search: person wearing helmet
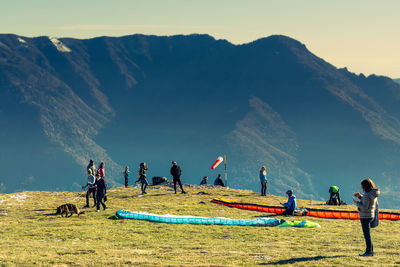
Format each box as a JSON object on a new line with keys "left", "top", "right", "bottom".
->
{"left": 281, "top": 190, "right": 296, "bottom": 215}
{"left": 327, "top": 186, "right": 341, "bottom": 205}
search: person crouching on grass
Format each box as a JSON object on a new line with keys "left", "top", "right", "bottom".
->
{"left": 353, "top": 178, "right": 380, "bottom": 257}
{"left": 281, "top": 190, "right": 296, "bottom": 215}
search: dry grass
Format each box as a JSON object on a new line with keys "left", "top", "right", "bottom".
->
{"left": 0, "top": 184, "right": 399, "bottom": 266}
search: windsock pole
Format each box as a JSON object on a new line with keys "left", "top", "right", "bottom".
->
{"left": 224, "top": 154, "right": 227, "bottom": 187}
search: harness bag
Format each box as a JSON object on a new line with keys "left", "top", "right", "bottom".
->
{"left": 370, "top": 202, "right": 379, "bottom": 228}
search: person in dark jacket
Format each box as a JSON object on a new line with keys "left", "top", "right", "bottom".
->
{"left": 353, "top": 178, "right": 380, "bottom": 257}
{"left": 214, "top": 174, "right": 225, "bottom": 186}
{"left": 138, "top": 162, "right": 148, "bottom": 194}
{"left": 95, "top": 173, "right": 107, "bottom": 212}
{"left": 281, "top": 190, "right": 296, "bottom": 215}
{"left": 200, "top": 176, "right": 208, "bottom": 185}
{"left": 170, "top": 161, "right": 186, "bottom": 194}
{"left": 87, "top": 159, "right": 96, "bottom": 177}
{"left": 123, "top": 166, "right": 130, "bottom": 188}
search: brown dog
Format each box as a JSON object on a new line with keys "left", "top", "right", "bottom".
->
{"left": 56, "top": 204, "right": 85, "bottom": 217}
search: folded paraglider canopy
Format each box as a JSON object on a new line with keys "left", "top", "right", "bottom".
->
{"left": 212, "top": 198, "right": 400, "bottom": 220}
{"left": 115, "top": 210, "right": 320, "bottom": 228}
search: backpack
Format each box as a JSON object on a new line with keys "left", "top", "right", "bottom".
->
{"left": 370, "top": 202, "right": 379, "bottom": 228}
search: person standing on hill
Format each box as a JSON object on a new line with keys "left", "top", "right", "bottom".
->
{"left": 123, "top": 166, "right": 130, "bottom": 188}
{"left": 170, "top": 161, "right": 186, "bottom": 194}
{"left": 87, "top": 159, "right": 96, "bottom": 177}
{"left": 95, "top": 173, "right": 107, "bottom": 212}
{"left": 82, "top": 169, "right": 97, "bottom": 208}
{"left": 138, "top": 162, "right": 148, "bottom": 194}
{"left": 353, "top": 178, "right": 380, "bottom": 257}
{"left": 214, "top": 174, "right": 225, "bottom": 187}
{"left": 97, "top": 161, "right": 107, "bottom": 187}
{"left": 259, "top": 166, "right": 267, "bottom": 196}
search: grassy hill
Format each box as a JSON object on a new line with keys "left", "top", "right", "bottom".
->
{"left": 0, "top": 184, "right": 399, "bottom": 266}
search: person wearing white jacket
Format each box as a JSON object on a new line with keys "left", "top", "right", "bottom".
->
{"left": 353, "top": 178, "right": 380, "bottom": 257}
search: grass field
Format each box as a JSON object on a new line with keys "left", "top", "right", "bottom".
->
{"left": 0, "top": 184, "right": 399, "bottom": 266}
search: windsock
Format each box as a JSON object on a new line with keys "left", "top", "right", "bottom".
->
{"left": 211, "top": 156, "right": 224, "bottom": 169}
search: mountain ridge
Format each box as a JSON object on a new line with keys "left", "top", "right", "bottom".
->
{"left": 1, "top": 33, "right": 400, "bottom": 208}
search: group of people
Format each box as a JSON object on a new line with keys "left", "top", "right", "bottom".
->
{"left": 199, "top": 174, "right": 225, "bottom": 186}
{"left": 85, "top": 160, "right": 380, "bottom": 257}
{"left": 82, "top": 160, "right": 107, "bottom": 212}
{"left": 258, "top": 166, "right": 380, "bottom": 257}
{"left": 122, "top": 161, "right": 187, "bottom": 195}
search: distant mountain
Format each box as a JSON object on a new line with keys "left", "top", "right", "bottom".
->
{"left": 394, "top": 79, "right": 400, "bottom": 85}
{"left": 1, "top": 34, "right": 400, "bottom": 208}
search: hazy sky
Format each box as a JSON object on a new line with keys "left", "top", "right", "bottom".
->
{"left": 1, "top": 0, "right": 399, "bottom": 77}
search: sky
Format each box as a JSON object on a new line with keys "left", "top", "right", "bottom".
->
{"left": 1, "top": 0, "right": 399, "bottom": 77}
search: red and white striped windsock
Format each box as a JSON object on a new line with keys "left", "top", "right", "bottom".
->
{"left": 211, "top": 156, "right": 224, "bottom": 170}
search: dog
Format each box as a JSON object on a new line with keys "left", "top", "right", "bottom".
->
{"left": 56, "top": 203, "right": 85, "bottom": 217}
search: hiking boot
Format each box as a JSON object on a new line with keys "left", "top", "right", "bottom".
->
{"left": 97, "top": 209, "right": 100, "bottom": 212}
{"left": 83, "top": 205, "right": 89, "bottom": 208}
{"left": 181, "top": 191, "right": 186, "bottom": 194}
{"left": 359, "top": 252, "right": 373, "bottom": 257}
{"left": 103, "top": 206, "right": 107, "bottom": 211}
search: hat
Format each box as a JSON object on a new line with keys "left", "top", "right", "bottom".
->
{"left": 286, "top": 190, "right": 293, "bottom": 195}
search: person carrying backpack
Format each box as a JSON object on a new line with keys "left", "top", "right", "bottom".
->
{"left": 353, "top": 178, "right": 380, "bottom": 257}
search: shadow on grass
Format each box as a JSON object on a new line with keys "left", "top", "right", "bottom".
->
{"left": 118, "top": 193, "right": 169, "bottom": 199}
{"left": 42, "top": 213, "right": 58, "bottom": 216}
{"left": 261, "top": 255, "right": 346, "bottom": 265}
{"left": 252, "top": 214, "right": 281, "bottom": 218}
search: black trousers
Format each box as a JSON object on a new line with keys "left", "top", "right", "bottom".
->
{"left": 96, "top": 193, "right": 106, "bottom": 210}
{"left": 281, "top": 209, "right": 294, "bottom": 215}
{"left": 86, "top": 187, "right": 97, "bottom": 206}
{"left": 124, "top": 176, "right": 128, "bottom": 187}
{"left": 261, "top": 181, "right": 267, "bottom": 195}
{"left": 360, "top": 218, "right": 374, "bottom": 253}
{"left": 173, "top": 177, "right": 184, "bottom": 193}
